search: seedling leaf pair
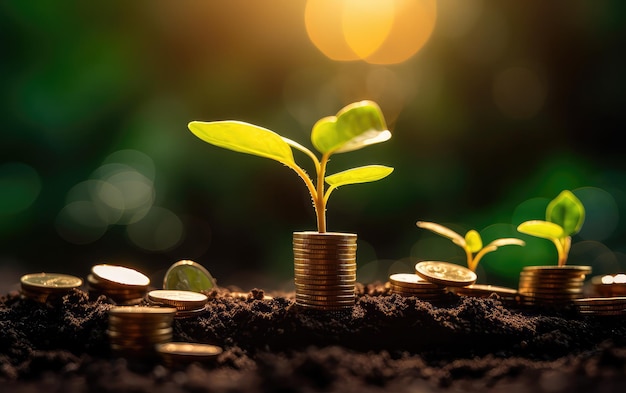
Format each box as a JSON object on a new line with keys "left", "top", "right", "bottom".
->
{"left": 188, "top": 100, "right": 393, "bottom": 232}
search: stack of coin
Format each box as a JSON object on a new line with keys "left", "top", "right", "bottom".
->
{"left": 388, "top": 273, "right": 448, "bottom": 302}
{"left": 574, "top": 296, "right": 626, "bottom": 317}
{"left": 517, "top": 265, "right": 592, "bottom": 307}
{"left": 590, "top": 274, "right": 626, "bottom": 297}
{"left": 107, "top": 306, "right": 177, "bottom": 358}
{"left": 163, "top": 260, "right": 217, "bottom": 292}
{"left": 293, "top": 232, "right": 357, "bottom": 312}
{"left": 20, "top": 272, "right": 83, "bottom": 303}
{"left": 156, "top": 342, "right": 223, "bottom": 367}
{"left": 87, "top": 264, "right": 150, "bottom": 305}
{"left": 147, "top": 289, "right": 208, "bottom": 319}
{"left": 451, "top": 284, "right": 518, "bottom": 305}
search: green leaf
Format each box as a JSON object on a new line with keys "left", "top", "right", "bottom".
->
{"left": 325, "top": 165, "right": 393, "bottom": 187}
{"left": 546, "top": 190, "right": 585, "bottom": 236}
{"left": 465, "top": 230, "right": 483, "bottom": 253}
{"left": 311, "top": 101, "right": 390, "bottom": 154}
{"left": 416, "top": 221, "right": 466, "bottom": 247}
{"left": 188, "top": 120, "right": 296, "bottom": 165}
{"left": 517, "top": 220, "right": 565, "bottom": 240}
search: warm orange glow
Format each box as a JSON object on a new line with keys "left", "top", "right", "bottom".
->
{"left": 305, "top": 0, "right": 437, "bottom": 65}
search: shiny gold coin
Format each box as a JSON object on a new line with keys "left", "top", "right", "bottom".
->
{"left": 522, "top": 265, "right": 592, "bottom": 275}
{"left": 452, "top": 284, "right": 518, "bottom": 298}
{"left": 294, "top": 281, "right": 355, "bottom": 289}
{"left": 147, "top": 290, "right": 208, "bottom": 310}
{"left": 389, "top": 273, "right": 444, "bottom": 288}
{"left": 20, "top": 273, "right": 83, "bottom": 292}
{"left": 108, "top": 305, "right": 177, "bottom": 317}
{"left": 156, "top": 342, "right": 223, "bottom": 361}
{"left": 415, "top": 261, "right": 477, "bottom": 287}
{"left": 92, "top": 264, "right": 150, "bottom": 287}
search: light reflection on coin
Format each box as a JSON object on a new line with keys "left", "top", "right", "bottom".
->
{"left": 92, "top": 264, "right": 150, "bottom": 286}
{"left": 415, "top": 261, "right": 477, "bottom": 287}
{"left": 21, "top": 273, "right": 83, "bottom": 290}
{"left": 163, "top": 260, "right": 216, "bottom": 292}
{"left": 156, "top": 342, "right": 223, "bottom": 366}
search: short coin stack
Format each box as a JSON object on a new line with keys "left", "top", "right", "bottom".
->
{"left": 87, "top": 264, "right": 150, "bottom": 305}
{"left": 590, "top": 273, "right": 626, "bottom": 297}
{"left": 451, "top": 284, "right": 518, "bottom": 305}
{"left": 156, "top": 342, "right": 223, "bottom": 367}
{"left": 293, "top": 232, "right": 357, "bottom": 312}
{"left": 107, "top": 306, "right": 177, "bottom": 358}
{"left": 574, "top": 296, "right": 626, "bottom": 317}
{"left": 20, "top": 273, "right": 83, "bottom": 303}
{"left": 517, "top": 265, "right": 592, "bottom": 307}
{"left": 388, "top": 273, "right": 448, "bottom": 302}
{"left": 147, "top": 289, "right": 208, "bottom": 319}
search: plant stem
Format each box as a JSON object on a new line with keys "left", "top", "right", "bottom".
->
{"left": 316, "top": 152, "right": 331, "bottom": 233}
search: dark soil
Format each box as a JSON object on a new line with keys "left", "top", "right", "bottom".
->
{"left": 1, "top": 283, "right": 625, "bottom": 393}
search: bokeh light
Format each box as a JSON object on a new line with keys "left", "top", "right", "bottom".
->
{"left": 0, "top": 162, "right": 41, "bottom": 216}
{"left": 305, "top": 0, "right": 437, "bottom": 64}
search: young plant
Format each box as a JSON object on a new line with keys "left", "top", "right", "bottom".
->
{"left": 516, "top": 190, "right": 585, "bottom": 267}
{"left": 188, "top": 100, "right": 393, "bottom": 233}
{"left": 416, "top": 221, "right": 525, "bottom": 272}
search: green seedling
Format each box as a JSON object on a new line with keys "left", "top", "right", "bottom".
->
{"left": 416, "top": 221, "right": 525, "bottom": 272}
{"left": 516, "top": 190, "right": 585, "bottom": 267}
{"left": 188, "top": 100, "right": 393, "bottom": 233}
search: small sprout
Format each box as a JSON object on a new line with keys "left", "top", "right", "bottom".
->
{"left": 516, "top": 190, "right": 585, "bottom": 267}
{"left": 188, "top": 100, "right": 393, "bottom": 233}
{"left": 416, "top": 221, "right": 526, "bottom": 272}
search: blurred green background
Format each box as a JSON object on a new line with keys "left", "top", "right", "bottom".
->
{"left": 1, "top": 0, "right": 625, "bottom": 292}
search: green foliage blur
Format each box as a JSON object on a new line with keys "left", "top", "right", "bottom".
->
{"left": 1, "top": 1, "right": 625, "bottom": 291}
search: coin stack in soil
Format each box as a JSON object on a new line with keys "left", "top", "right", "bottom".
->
{"left": 590, "top": 273, "right": 626, "bottom": 297}
{"left": 147, "top": 289, "right": 208, "bottom": 319}
{"left": 517, "top": 265, "right": 592, "bottom": 307}
{"left": 20, "top": 273, "right": 83, "bottom": 303}
{"left": 107, "top": 306, "right": 177, "bottom": 358}
{"left": 293, "top": 232, "right": 357, "bottom": 312}
{"left": 389, "top": 273, "right": 448, "bottom": 302}
{"left": 574, "top": 296, "right": 626, "bottom": 317}
{"left": 87, "top": 264, "right": 150, "bottom": 305}
{"left": 156, "top": 342, "right": 223, "bottom": 367}
{"left": 451, "top": 284, "right": 518, "bottom": 305}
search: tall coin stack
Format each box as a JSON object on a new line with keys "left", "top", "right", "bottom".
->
{"left": 518, "top": 265, "right": 592, "bottom": 307}
{"left": 87, "top": 264, "right": 150, "bottom": 305}
{"left": 293, "top": 232, "right": 357, "bottom": 312}
{"left": 107, "top": 306, "right": 177, "bottom": 358}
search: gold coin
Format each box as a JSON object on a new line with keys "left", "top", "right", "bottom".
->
{"left": 108, "top": 305, "right": 177, "bottom": 317}
{"left": 156, "top": 342, "right": 223, "bottom": 359}
{"left": 163, "top": 260, "right": 216, "bottom": 292}
{"left": 453, "top": 284, "right": 517, "bottom": 297}
{"left": 20, "top": 273, "right": 83, "bottom": 292}
{"left": 522, "top": 265, "right": 592, "bottom": 274}
{"left": 415, "top": 261, "right": 477, "bottom": 287}
{"left": 92, "top": 264, "right": 150, "bottom": 287}
{"left": 147, "top": 290, "right": 208, "bottom": 310}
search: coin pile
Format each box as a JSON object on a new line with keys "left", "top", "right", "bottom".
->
{"left": 163, "top": 260, "right": 217, "bottom": 292}
{"left": 574, "top": 296, "right": 626, "bottom": 317}
{"left": 156, "top": 342, "right": 223, "bottom": 367}
{"left": 590, "top": 273, "right": 626, "bottom": 297}
{"left": 388, "top": 273, "right": 448, "bottom": 302}
{"left": 20, "top": 272, "right": 83, "bottom": 303}
{"left": 415, "top": 261, "right": 477, "bottom": 288}
{"left": 451, "top": 284, "right": 518, "bottom": 305}
{"left": 147, "top": 289, "right": 208, "bottom": 319}
{"left": 517, "top": 265, "right": 592, "bottom": 307}
{"left": 87, "top": 264, "right": 150, "bottom": 305}
{"left": 293, "top": 232, "right": 357, "bottom": 312}
{"left": 107, "top": 306, "right": 177, "bottom": 358}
